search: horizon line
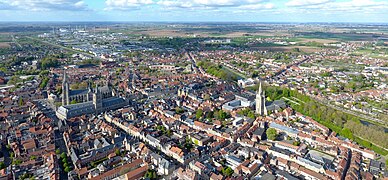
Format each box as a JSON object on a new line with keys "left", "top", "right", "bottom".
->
{"left": 0, "top": 21, "right": 388, "bottom": 25}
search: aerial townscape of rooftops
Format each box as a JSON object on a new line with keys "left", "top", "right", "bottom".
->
{"left": 0, "top": 5, "right": 388, "bottom": 180}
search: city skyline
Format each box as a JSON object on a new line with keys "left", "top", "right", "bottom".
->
{"left": 1, "top": 0, "right": 388, "bottom": 23}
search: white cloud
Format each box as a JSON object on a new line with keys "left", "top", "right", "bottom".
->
{"left": 0, "top": 2, "right": 15, "bottom": 10}
{"left": 0, "top": 0, "right": 88, "bottom": 11}
{"left": 157, "top": 0, "right": 195, "bottom": 8}
{"left": 238, "top": 3, "right": 274, "bottom": 10}
{"left": 106, "top": 0, "right": 274, "bottom": 10}
{"left": 286, "top": 0, "right": 388, "bottom": 13}
{"left": 334, "top": 0, "right": 388, "bottom": 8}
{"left": 286, "top": 0, "right": 332, "bottom": 7}
{"left": 105, "top": 0, "right": 154, "bottom": 10}
{"left": 191, "top": 0, "right": 264, "bottom": 7}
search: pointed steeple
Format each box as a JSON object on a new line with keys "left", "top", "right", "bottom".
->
{"left": 258, "top": 81, "right": 262, "bottom": 95}
{"left": 62, "top": 70, "right": 67, "bottom": 85}
{"left": 95, "top": 84, "right": 99, "bottom": 93}
{"left": 62, "top": 70, "right": 69, "bottom": 106}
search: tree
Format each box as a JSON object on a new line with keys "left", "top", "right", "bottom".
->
{"left": 115, "top": 149, "right": 121, "bottom": 156}
{"left": 221, "top": 166, "right": 234, "bottom": 177}
{"left": 60, "top": 152, "right": 67, "bottom": 159}
{"left": 39, "top": 57, "right": 60, "bottom": 70}
{"left": 18, "top": 97, "right": 24, "bottom": 107}
{"left": 293, "top": 141, "right": 301, "bottom": 146}
{"left": 39, "top": 77, "right": 49, "bottom": 89}
{"left": 341, "top": 128, "right": 353, "bottom": 140}
{"left": 175, "top": 107, "right": 184, "bottom": 114}
{"left": 251, "top": 71, "right": 259, "bottom": 78}
{"left": 70, "top": 99, "right": 77, "bottom": 104}
{"left": 144, "top": 169, "right": 157, "bottom": 179}
{"left": 266, "top": 128, "right": 278, "bottom": 141}
{"left": 30, "top": 155, "right": 37, "bottom": 160}
{"left": 0, "top": 162, "right": 5, "bottom": 169}
{"left": 152, "top": 172, "right": 157, "bottom": 179}
{"left": 196, "top": 109, "right": 203, "bottom": 119}
{"left": 39, "top": 70, "right": 49, "bottom": 77}
{"left": 321, "top": 71, "right": 333, "bottom": 77}
{"left": 55, "top": 149, "right": 61, "bottom": 154}
{"left": 166, "top": 130, "right": 172, "bottom": 137}
{"left": 12, "top": 159, "right": 22, "bottom": 165}
{"left": 238, "top": 108, "right": 256, "bottom": 119}
{"left": 64, "top": 166, "right": 71, "bottom": 173}
{"left": 216, "top": 110, "right": 229, "bottom": 121}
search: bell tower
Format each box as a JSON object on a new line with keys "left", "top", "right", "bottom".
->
{"left": 93, "top": 84, "right": 103, "bottom": 113}
{"left": 255, "top": 81, "right": 267, "bottom": 116}
{"left": 62, "top": 70, "right": 69, "bottom": 106}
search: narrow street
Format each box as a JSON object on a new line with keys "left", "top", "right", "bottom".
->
{"left": 1, "top": 144, "right": 11, "bottom": 167}
{"left": 34, "top": 100, "right": 69, "bottom": 180}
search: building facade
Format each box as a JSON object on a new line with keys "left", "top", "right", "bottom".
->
{"left": 56, "top": 71, "right": 128, "bottom": 120}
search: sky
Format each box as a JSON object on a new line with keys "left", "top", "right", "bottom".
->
{"left": 0, "top": 0, "right": 388, "bottom": 22}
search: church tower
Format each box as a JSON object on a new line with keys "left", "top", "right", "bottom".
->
{"left": 255, "top": 81, "right": 267, "bottom": 116}
{"left": 87, "top": 80, "right": 92, "bottom": 101}
{"left": 93, "top": 84, "right": 103, "bottom": 113}
{"left": 62, "top": 70, "right": 70, "bottom": 106}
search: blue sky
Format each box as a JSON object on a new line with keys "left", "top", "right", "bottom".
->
{"left": 0, "top": 0, "right": 388, "bottom": 22}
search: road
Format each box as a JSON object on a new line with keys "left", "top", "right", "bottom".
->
{"left": 25, "top": 36, "right": 101, "bottom": 61}
{"left": 186, "top": 52, "right": 217, "bottom": 79}
{"left": 267, "top": 57, "right": 310, "bottom": 79}
{"left": 12, "top": 35, "right": 22, "bottom": 48}
{"left": 34, "top": 99, "right": 69, "bottom": 180}
{"left": 281, "top": 97, "right": 301, "bottom": 105}
{"left": 220, "top": 62, "right": 247, "bottom": 79}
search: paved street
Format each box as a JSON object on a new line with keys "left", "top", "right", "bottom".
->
{"left": 34, "top": 100, "right": 68, "bottom": 180}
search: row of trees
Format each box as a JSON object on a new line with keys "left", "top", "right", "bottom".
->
{"left": 250, "top": 84, "right": 388, "bottom": 155}
{"left": 295, "top": 100, "right": 387, "bottom": 155}
{"left": 59, "top": 152, "right": 72, "bottom": 173}
{"left": 197, "top": 61, "right": 238, "bottom": 81}
{"left": 344, "top": 121, "right": 388, "bottom": 149}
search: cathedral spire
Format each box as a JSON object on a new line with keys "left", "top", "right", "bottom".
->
{"left": 62, "top": 70, "right": 67, "bottom": 85}
{"left": 95, "top": 83, "right": 99, "bottom": 93}
{"left": 62, "top": 70, "right": 69, "bottom": 106}
{"left": 256, "top": 80, "right": 266, "bottom": 116}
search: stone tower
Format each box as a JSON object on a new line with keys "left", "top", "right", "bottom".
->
{"left": 255, "top": 81, "right": 267, "bottom": 116}
{"left": 93, "top": 84, "right": 103, "bottom": 113}
{"left": 62, "top": 70, "right": 69, "bottom": 106}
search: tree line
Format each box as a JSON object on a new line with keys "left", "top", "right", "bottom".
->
{"left": 250, "top": 84, "right": 388, "bottom": 155}
{"left": 197, "top": 60, "right": 238, "bottom": 81}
